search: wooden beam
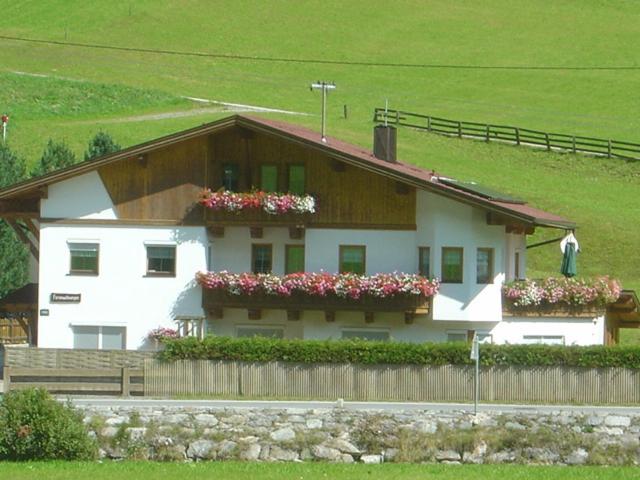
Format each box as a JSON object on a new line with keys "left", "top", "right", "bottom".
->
{"left": 0, "top": 198, "right": 39, "bottom": 218}
{"left": 6, "top": 219, "right": 38, "bottom": 258}
{"left": 404, "top": 311, "right": 415, "bottom": 324}
{"left": 250, "top": 226, "right": 263, "bottom": 239}
{"left": 289, "top": 226, "right": 305, "bottom": 240}
{"left": 286, "top": 310, "right": 301, "bottom": 321}
{"left": 23, "top": 218, "right": 39, "bottom": 241}
{"left": 325, "top": 311, "right": 336, "bottom": 322}
{"left": 248, "top": 309, "right": 261, "bottom": 320}
{"left": 364, "top": 312, "right": 374, "bottom": 323}
{"left": 38, "top": 186, "right": 48, "bottom": 199}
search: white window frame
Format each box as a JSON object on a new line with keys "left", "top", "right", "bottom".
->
{"left": 341, "top": 328, "right": 390, "bottom": 342}
{"left": 446, "top": 330, "right": 468, "bottom": 343}
{"left": 522, "top": 335, "right": 565, "bottom": 345}
{"left": 72, "top": 325, "right": 126, "bottom": 350}
{"left": 236, "top": 325, "right": 284, "bottom": 339}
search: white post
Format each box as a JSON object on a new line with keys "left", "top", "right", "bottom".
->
{"left": 2, "top": 122, "right": 6, "bottom": 142}
{"left": 470, "top": 332, "right": 480, "bottom": 415}
{"left": 310, "top": 82, "right": 336, "bottom": 143}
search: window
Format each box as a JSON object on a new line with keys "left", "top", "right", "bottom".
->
{"left": 260, "top": 165, "right": 278, "bottom": 192}
{"left": 237, "top": 326, "right": 284, "bottom": 339}
{"left": 222, "top": 163, "right": 239, "bottom": 191}
{"left": 69, "top": 243, "right": 99, "bottom": 275}
{"left": 339, "top": 245, "right": 366, "bottom": 274}
{"left": 522, "top": 335, "right": 565, "bottom": 345}
{"left": 146, "top": 245, "right": 176, "bottom": 276}
{"left": 446, "top": 331, "right": 468, "bottom": 343}
{"left": 342, "top": 329, "right": 390, "bottom": 342}
{"left": 288, "top": 164, "right": 305, "bottom": 195}
{"left": 476, "top": 248, "right": 494, "bottom": 284}
{"left": 418, "top": 247, "right": 430, "bottom": 277}
{"left": 252, "top": 244, "right": 272, "bottom": 273}
{"left": 73, "top": 326, "right": 126, "bottom": 350}
{"left": 442, "top": 247, "right": 464, "bottom": 283}
{"left": 285, "top": 245, "right": 305, "bottom": 274}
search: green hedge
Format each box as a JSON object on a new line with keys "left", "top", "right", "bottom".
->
{"left": 159, "top": 336, "right": 640, "bottom": 369}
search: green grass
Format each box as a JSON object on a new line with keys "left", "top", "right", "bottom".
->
{"left": 0, "top": 2, "right": 638, "bottom": 294}
{"left": 2, "top": 462, "right": 639, "bottom": 480}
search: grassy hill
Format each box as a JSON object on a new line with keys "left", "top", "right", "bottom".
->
{"left": 0, "top": 0, "right": 638, "bottom": 298}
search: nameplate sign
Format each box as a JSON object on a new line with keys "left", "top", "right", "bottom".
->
{"left": 50, "top": 293, "right": 81, "bottom": 303}
{"left": 40, "top": 309, "right": 50, "bottom": 316}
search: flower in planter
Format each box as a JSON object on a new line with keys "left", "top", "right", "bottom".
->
{"left": 196, "top": 271, "right": 440, "bottom": 300}
{"left": 503, "top": 276, "right": 621, "bottom": 309}
{"left": 200, "top": 189, "right": 315, "bottom": 215}
{"left": 147, "top": 327, "right": 179, "bottom": 342}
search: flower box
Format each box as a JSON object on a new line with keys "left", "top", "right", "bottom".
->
{"left": 200, "top": 190, "right": 316, "bottom": 215}
{"left": 197, "top": 271, "right": 438, "bottom": 314}
{"left": 502, "top": 276, "right": 621, "bottom": 317}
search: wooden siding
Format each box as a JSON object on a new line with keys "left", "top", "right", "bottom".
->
{"left": 96, "top": 126, "right": 415, "bottom": 228}
{"left": 206, "top": 128, "right": 416, "bottom": 228}
{"left": 98, "top": 136, "right": 208, "bottom": 222}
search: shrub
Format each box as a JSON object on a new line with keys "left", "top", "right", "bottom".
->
{"left": 0, "top": 388, "right": 97, "bottom": 460}
{"left": 159, "top": 336, "right": 640, "bottom": 369}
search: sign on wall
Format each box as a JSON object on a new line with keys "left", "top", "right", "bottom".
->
{"left": 50, "top": 293, "right": 81, "bottom": 303}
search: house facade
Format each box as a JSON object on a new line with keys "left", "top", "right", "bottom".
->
{"left": 0, "top": 115, "right": 623, "bottom": 350}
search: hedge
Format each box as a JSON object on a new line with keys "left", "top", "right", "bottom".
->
{"left": 159, "top": 336, "right": 640, "bottom": 369}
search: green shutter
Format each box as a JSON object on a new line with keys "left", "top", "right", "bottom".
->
{"left": 261, "top": 165, "right": 278, "bottom": 192}
{"left": 288, "top": 165, "right": 305, "bottom": 195}
{"left": 286, "top": 245, "right": 305, "bottom": 274}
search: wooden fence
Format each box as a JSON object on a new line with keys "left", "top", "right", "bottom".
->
{"left": 4, "top": 346, "right": 155, "bottom": 369}
{"left": 0, "top": 317, "right": 29, "bottom": 344}
{"left": 373, "top": 108, "right": 640, "bottom": 161}
{"left": 145, "top": 360, "right": 640, "bottom": 405}
{"left": 3, "top": 367, "right": 144, "bottom": 396}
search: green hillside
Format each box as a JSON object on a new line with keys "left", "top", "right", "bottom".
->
{"left": 0, "top": 0, "right": 638, "bottom": 297}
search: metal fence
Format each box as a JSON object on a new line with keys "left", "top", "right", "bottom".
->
{"left": 373, "top": 108, "right": 640, "bottom": 161}
{"left": 145, "top": 360, "right": 640, "bottom": 405}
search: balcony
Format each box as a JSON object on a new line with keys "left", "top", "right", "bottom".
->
{"left": 198, "top": 272, "right": 437, "bottom": 323}
{"left": 201, "top": 190, "right": 315, "bottom": 238}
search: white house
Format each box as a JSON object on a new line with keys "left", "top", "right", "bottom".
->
{"left": 0, "top": 115, "right": 634, "bottom": 350}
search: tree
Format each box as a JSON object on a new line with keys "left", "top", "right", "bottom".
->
{"left": 84, "top": 131, "right": 121, "bottom": 161}
{"left": 0, "top": 144, "right": 28, "bottom": 298}
{"left": 31, "top": 139, "right": 78, "bottom": 177}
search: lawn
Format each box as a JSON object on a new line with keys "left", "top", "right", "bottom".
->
{"left": 2, "top": 462, "right": 640, "bottom": 480}
{"left": 0, "top": 2, "right": 637, "bottom": 292}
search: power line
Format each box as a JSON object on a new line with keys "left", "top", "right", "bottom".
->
{"left": 1, "top": 34, "right": 639, "bottom": 71}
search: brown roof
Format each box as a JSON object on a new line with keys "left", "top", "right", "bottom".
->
{"left": 0, "top": 114, "right": 574, "bottom": 229}
{"left": 0, "top": 283, "right": 38, "bottom": 307}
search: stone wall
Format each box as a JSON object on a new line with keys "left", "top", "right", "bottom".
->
{"left": 78, "top": 405, "right": 640, "bottom": 465}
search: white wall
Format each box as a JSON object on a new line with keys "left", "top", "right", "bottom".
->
{"left": 416, "top": 190, "right": 506, "bottom": 322}
{"left": 492, "top": 315, "right": 605, "bottom": 346}
{"left": 40, "top": 171, "right": 118, "bottom": 219}
{"left": 37, "top": 224, "right": 208, "bottom": 349}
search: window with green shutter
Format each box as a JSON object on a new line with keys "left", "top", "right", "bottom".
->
{"left": 285, "top": 245, "right": 305, "bottom": 274}
{"left": 260, "top": 165, "right": 278, "bottom": 192}
{"left": 69, "top": 243, "right": 99, "bottom": 275}
{"left": 442, "top": 247, "right": 463, "bottom": 283}
{"left": 288, "top": 164, "right": 305, "bottom": 195}
{"left": 339, "top": 245, "right": 366, "bottom": 274}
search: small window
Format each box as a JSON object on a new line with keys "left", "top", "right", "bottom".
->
{"left": 288, "top": 164, "right": 305, "bottom": 195}
{"left": 418, "top": 247, "right": 430, "bottom": 277}
{"left": 146, "top": 245, "right": 176, "bottom": 276}
{"left": 522, "top": 335, "right": 565, "bottom": 345}
{"left": 442, "top": 247, "right": 463, "bottom": 283}
{"left": 260, "top": 165, "right": 278, "bottom": 192}
{"left": 69, "top": 243, "right": 99, "bottom": 275}
{"left": 237, "top": 326, "right": 284, "bottom": 339}
{"left": 342, "top": 330, "right": 390, "bottom": 342}
{"left": 73, "top": 326, "right": 126, "bottom": 350}
{"left": 339, "top": 245, "right": 366, "bottom": 274}
{"left": 222, "top": 163, "right": 239, "bottom": 191}
{"left": 446, "top": 331, "right": 468, "bottom": 343}
{"left": 285, "top": 245, "right": 305, "bottom": 274}
{"left": 476, "top": 248, "right": 494, "bottom": 284}
{"left": 252, "top": 244, "right": 272, "bottom": 274}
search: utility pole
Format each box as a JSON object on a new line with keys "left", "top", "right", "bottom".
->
{"left": 310, "top": 81, "right": 336, "bottom": 142}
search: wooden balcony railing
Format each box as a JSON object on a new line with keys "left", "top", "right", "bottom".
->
{"left": 203, "top": 289, "right": 430, "bottom": 324}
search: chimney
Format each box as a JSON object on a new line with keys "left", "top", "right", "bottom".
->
{"left": 373, "top": 124, "right": 397, "bottom": 163}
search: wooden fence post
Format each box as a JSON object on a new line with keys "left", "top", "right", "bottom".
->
{"left": 485, "top": 124, "right": 490, "bottom": 142}
{"left": 395, "top": 110, "right": 399, "bottom": 125}
{"left": 427, "top": 116, "right": 431, "bottom": 131}
{"left": 121, "top": 367, "right": 130, "bottom": 397}
{"left": 3, "top": 366, "right": 10, "bottom": 392}
{"left": 515, "top": 128, "right": 520, "bottom": 145}
{"left": 457, "top": 121, "right": 462, "bottom": 138}
{"left": 545, "top": 132, "right": 551, "bottom": 151}
{"left": 608, "top": 139, "right": 612, "bottom": 158}
{"left": 572, "top": 136, "right": 577, "bottom": 153}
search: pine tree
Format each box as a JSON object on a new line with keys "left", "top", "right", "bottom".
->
{"left": 84, "top": 131, "right": 121, "bottom": 161}
{"left": 0, "top": 144, "right": 28, "bottom": 298}
{"left": 32, "top": 139, "right": 78, "bottom": 177}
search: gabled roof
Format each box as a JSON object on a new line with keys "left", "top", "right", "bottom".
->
{"left": 0, "top": 114, "right": 574, "bottom": 229}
